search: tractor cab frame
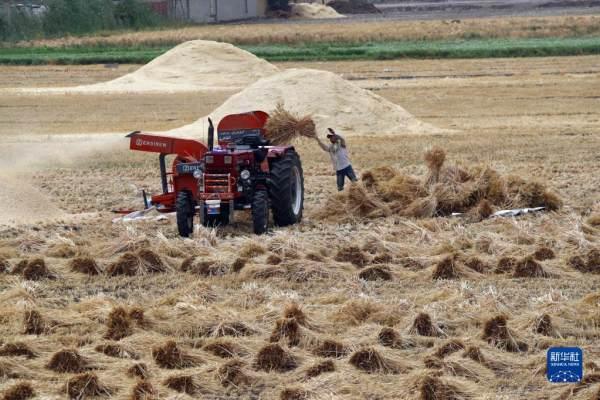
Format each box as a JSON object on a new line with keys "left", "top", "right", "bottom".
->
{"left": 128, "top": 111, "right": 304, "bottom": 235}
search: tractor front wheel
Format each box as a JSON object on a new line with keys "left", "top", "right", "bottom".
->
{"left": 252, "top": 190, "right": 269, "bottom": 235}
{"left": 176, "top": 191, "right": 195, "bottom": 237}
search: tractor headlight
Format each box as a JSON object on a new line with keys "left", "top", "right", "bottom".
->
{"left": 240, "top": 169, "right": 251, "bottom": 180}
{"left": 193, "top": 169, "right": 203, "bottom": 179}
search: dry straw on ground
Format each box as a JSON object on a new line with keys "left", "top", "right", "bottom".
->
{"left": 283, "top": 303, "right": 308, "bottom": 326}
{"left": 95, "top": 343, "right": 139, "bottom": 359}
{"left": 280, "top": 387, "right": 310, "bottom": 400}
{"left": 270, "top": 317, "right": 302, "bottom": 346}
{"left": 203, "top": 339, "right": 243, "bottom": 358}
{"left": 217, "top": 359, "right": 253, "bottom": 387}
{"left": 434, "top": 340, "right": 466, "bottom": 358}
{"left": 105, "top": 307, "right": 133, "bottom": 340}
{"left": 127, "top": 363, "right": 149, "bottom": 380}
{"left": 335, "top": 245, "right": 370, "bottom": 267}
{"left": 254, "top": 343, "right": 297, "bottom": 372}
{"left": 305, "top": 359, "right": 335, "bottom": 378}
{"left": 534, "top": 314, "right": 555, "bottom": 337}
{"left": 152, "top": 341, "right": 201, "bottom": 369}
{"left": 65, "top": 373, "right": 111, "bottom": 399}
{"left": 316, "top": 147, "right": 562, "bottom": 222}
{"left": 311, "top": 339, "right": 348, "bottom": 358}
{"left": 378, "top": 327, "right": 407, "bottom": 349}
{"left": 410, "top": 313, "right": 444, "bottom": 337}
{"left": 568, "top": 249, "right": 600, "bottom": 273}
{"left": 106, "top": 249, "right": 166, "bottom": 276}
{"left": 2, "top": 382, "right": 35, "bottom": 400}
{"left": 14, "top": 257, "right": 54, "bottom": 280}
{"left": 163, "top": 374, "right": 199, "bottom": 395}
{"left": 533, "top": 246, "right": 556, "bottom": 261}
{"left": 69, "top": 257, "right": 102, "bottom": 275}
{"left": 0, "top": 343, "right": 36, "bottom": 359}
{"left": 46, "top": 349, "right": 89, "bottom": 373}
{"left": 203, "top": 321, "right": 254, "bottom": 337}
{"left": 130, "top": 381, "right": 156, "bottom": 400}
{"left": 359, "top": 265, "right": 393, "bottom": 281}
{"left": 349, "top": 347, "right": 405, "bottom": 374}
{"left": 23, "top": 310, "right": 44, "bottom": 335}
{"left": 419, "top": 375, "right": 469, "bottom": 400}
{"left": 482, "top": 315, "right": 528, "bottom": 352}
{"left": 0, "top": 258, "right": 10, "bottom": 273}
{"left": 496, "top": 256, "right": 518, "bottom": 274}
{"left": 513, "top": 256, "right": 551, "bottom": 278}
{"left": 2, "top": 56, "right": 599, "bottom": 400}
{"left": 264, "top": 103, "right": 316, "bottom": 145}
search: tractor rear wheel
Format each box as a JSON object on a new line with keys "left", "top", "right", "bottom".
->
{"left": 252, "top": 190, "right": 269, "bottom": 235}
{"left": 176, "top": 191, "right": 195, "bottom": 238}
{"left": 269, "top": 150, "right": 304, "bottom": 227}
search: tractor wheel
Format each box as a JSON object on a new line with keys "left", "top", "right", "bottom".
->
{"left": 176, "top": 190, "right": 195, "bottom": 238}
{"left": 252, "top": 190, "right": 269, "bottom": 235}
{"left": 269, "top": 150, "right": 304, "bottom": 227}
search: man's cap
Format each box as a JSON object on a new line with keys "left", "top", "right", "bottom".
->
{"left": 326, "top": 128, "right": 335, "bottom": 137}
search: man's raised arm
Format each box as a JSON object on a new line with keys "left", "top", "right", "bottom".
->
{"left": 315, "top": 136, "right": 329, "bottom": 152}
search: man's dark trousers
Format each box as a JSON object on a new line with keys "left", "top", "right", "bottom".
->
{"left": 336, "top": 165, "right": 357, "bottom": 191}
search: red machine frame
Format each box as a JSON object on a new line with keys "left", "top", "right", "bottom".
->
{"left": 127, "top": 131, "right": 208, "bottom": 212}
{"left": 127, "top": 111, "right": 289, "bottom": 213}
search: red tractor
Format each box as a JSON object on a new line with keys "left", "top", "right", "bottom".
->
{"left": 127, "top": 111, "right": 304, "bottom": 236}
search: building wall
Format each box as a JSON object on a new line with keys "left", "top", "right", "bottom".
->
{"left": 257, "top": 0, "right": 268, "bottom": 15}
{"left": 143, "top": 0, "right": 266, "bottom": 23}
{"left": 188, "top": 0, "right": 265, "bottom": 22}
{"left": 188, "top": 0, "right": 212, "bottom": 22}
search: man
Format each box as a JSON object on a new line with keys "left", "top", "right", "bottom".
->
{"left": 316, "top": 128, "right": 358, "bottom": 191}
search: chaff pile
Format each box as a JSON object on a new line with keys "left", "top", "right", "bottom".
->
{"left": 264, "top": 103, "right": 316, "bottom": 145}
{"left": 316, "top": 147, "right": 562, "bottom": 221}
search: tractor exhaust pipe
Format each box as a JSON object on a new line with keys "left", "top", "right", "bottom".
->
{"left": 207, "top": 118, "right": 214, "bottom": 151}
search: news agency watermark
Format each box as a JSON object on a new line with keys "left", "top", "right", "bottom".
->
{"left": 547, "top": 347, "right": 583, "bottom": 383}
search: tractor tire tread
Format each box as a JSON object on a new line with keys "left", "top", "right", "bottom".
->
{"left": 269, "top": 150, "right": 304, "bottom": 227}
{"left": 252, "top": 190, "right": 269, "bottom": 235}
{"left": 176, "top": 190, "right": 194, "bottom": 238}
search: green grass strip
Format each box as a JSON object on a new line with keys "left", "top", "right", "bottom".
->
{"left": 242, "top": 36, "right": 600, "bottom": 61}
{"left": 0, "top": 46, "right": 169, "bottom": 65}
{"left": 0, "top": 36, "right": 599, "bottom": 65}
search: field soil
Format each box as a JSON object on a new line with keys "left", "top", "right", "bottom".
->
{"left": 0, "top": 56, "right": 598, "bottom": 399}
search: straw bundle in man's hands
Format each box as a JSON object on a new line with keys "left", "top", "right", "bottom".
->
{"left": 265, "top": 103, "right": 316, "bottom": 145}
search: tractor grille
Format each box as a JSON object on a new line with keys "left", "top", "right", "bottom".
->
{"left": 204, "top": 173, "right": 231, "bottom": 193}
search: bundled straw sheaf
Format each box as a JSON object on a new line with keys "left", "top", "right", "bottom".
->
{"left": 316, "top": 147, "right": 562, "bottom": 221}
{"left": 264, "top": 103, "right": 316, "bottom": 145}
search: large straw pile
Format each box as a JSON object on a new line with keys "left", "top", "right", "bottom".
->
{"left": 170, "top": 68, "right": 441, "bottom": 137}
{"left": 316, "top": 147, "right": 562, "bottom": 221}
{"left": 289, "top": 3, "right": 345, "bottom": 19}
{"left": 22, "top": 40, "right": 279, "bottom": 94}
{"left": 264, "top": 103, "right": 317, "bottom": 145}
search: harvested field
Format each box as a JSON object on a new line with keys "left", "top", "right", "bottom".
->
{"left": 0, "top": 53, "right": 598, "bottom": 399}
{"left": 19, "top": 15, "right": 600, "bottom": 48}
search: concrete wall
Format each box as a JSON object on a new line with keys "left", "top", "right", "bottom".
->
{"left": 188, "top": 0, "right": 212, "bottom": 22}
{"left": 187, "top": 0, "right": 266, "bottom": 23}
{"left": 257, "top": 0, "right": 268, "bottom": 15}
